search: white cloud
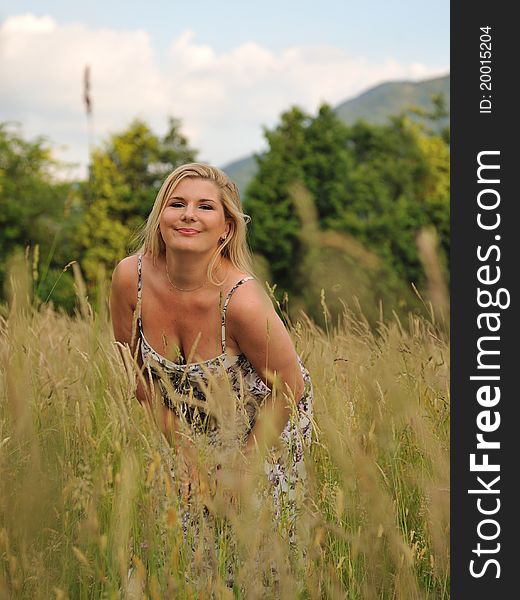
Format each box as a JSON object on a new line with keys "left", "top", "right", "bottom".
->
{"left": 1, "top": 13, "right": 56, "bottom": 33}
{"left": 0, "top": 13, "right": 448, "bottom": 178}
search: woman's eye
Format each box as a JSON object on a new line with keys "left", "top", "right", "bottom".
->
{"left": 169, "top": 202, "right": 184, "bottom": 208}
{"left": 199, "top": 204, "right": 214, "bottom": 210}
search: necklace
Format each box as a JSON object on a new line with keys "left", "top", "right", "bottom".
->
{"left": 165, "top": 263, "right": 207, "bottom": 292}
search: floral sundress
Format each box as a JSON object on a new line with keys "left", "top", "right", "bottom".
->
{"left": 136, "top": 254, "right": 313, "bottom": 532}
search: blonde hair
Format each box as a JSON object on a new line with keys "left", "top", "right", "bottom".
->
{"left": 136, "top": 162, "right": 253, "bottom": 283}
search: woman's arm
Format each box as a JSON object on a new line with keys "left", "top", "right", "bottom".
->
{"left": 110, "top": 257, "right": 197, "bottom": 451}
{"left": 109, "top": 256, "right": 153, "bottom": 405}
{"left": 226, "top": 280, "right": 305, "bottom": 456}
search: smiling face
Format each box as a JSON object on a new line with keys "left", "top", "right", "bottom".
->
{"left": 159, "top": 177, "right": 230, "bottom": 255}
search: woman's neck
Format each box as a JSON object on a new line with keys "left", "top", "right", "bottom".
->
{"left": 163, "top": 249, "right": 225, "bottom": 290}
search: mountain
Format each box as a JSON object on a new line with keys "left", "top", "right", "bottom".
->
{"left": 220, "top": 154, "right": 259, "bottom": 199}
{"left": 334, "top": 74, "right": 449, "bottom": 126}
{"left": 222, "top": 74, "right": 450, "bottom": 196}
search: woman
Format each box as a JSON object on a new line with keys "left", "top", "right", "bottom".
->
{"left": 110, "top": 162, "right": 313, "bottom": 530}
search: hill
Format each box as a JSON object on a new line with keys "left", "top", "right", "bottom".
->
{"left": 334, "top": 74, "right": 449, "bottom": 126}
{"left": 220, "top": 154, "right": 259, "bottom": 198}
{"left": 222, "top": 74, "right": 450, "bottom": 195}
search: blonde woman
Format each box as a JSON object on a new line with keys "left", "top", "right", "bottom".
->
{"left": 110, "top": 162, "right": 312, "bottom": 531}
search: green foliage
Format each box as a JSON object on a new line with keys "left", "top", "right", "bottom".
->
{"left": 75, "top": 118, "right": 197, "bottom": 280}
{"left": 245, "top": 104, "right": 450, "bottom": 316}
{"left": 283, "top": 183, "right": 423, "bottom": 326}
{"left": 0, "top": 123, "right": 78, "bottom": 302}
{"left": 246, "top": 106, "right": 356, "bottom": 288}
{"left": 34, "top": 266, "right": 77, "bottom": 312}
{"left": 341, "top": 114, "right": 450, "bottom": 284}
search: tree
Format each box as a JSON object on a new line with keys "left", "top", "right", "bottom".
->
{"left": 341, "top": 115, "right": 450, "bottom": 284}
{"left": 246, "top": 105, "right": 355, "bottom": 288}
{"left": 75, "top": 118, "right": 197, "bottom": 280}
{"left": 245, "top": 105, "right": 450, "bottom": 296}
{"left": 0, "top": 122, "right": 75, "bottom": 300}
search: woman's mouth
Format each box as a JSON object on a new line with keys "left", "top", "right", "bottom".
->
{"left": 176, "top": 228, "right": 200, "bottom": 235}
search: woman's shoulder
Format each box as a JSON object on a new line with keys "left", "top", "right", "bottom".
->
{"left": 224, "top": 273, "right": 273, "bottom": 323}
{"left": 111, "top": 255, "right": 140, "bottom": 303}
{"left": 112, "top": 254, "right": 139, "bottom": 281}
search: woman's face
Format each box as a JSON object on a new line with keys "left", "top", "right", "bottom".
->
{"left": 159, "top": 177, "right": 230, "bottom": 255}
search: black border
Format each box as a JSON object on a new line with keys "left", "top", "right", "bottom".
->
{"left": 451, "top": 3, "right": 517, "bottom": 596}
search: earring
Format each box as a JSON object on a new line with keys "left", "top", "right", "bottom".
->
{"left": 220, "top": 235, "right": 227, "bottom": 243}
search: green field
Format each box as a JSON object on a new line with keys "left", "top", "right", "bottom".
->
{"left": 0, "top": 265, "right": 449, "bottom": 599}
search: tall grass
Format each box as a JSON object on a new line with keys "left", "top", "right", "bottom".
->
{"left": 0, "top": 258, "right": 449, "bottom": 599}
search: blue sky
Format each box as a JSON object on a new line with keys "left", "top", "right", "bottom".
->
{"left": 1, "top": 0, "right": 449, "bottom": 62}
{"left": 0, "top": 1, "right": 449, "bottom": 176}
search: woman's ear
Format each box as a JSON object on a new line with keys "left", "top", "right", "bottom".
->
{"left": 224, "top": 220, "right": 232, "bottom": 238}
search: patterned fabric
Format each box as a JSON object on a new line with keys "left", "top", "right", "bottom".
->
{"left": 136, "top": 254, "right": 313, "bottom": 532}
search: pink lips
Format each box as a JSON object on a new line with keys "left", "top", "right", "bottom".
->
{"left": 176, "top": 228, "right": 200, "bottom": 235}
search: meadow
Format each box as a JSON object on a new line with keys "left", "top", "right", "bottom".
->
{"left": 0, "top": 261, "right": 449, "bottom": 599}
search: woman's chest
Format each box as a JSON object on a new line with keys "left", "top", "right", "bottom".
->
{"left": 141, "top": 294, "right": 224, "bottom": 362}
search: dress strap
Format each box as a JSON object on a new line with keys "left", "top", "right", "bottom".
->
{"left": 136, "top": 254, "right": 143, "bottom": 328}
{"left": 220, "top": 276, "right": 254, "bottom": 353}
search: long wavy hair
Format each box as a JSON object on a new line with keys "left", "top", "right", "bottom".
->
{"left": 136, "top": 162, "right": 253, "bottom": 283}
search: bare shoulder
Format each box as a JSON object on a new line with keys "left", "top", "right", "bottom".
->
{"left": 225, "top": 277, "right": 299, "bottom": 373}
{"left": 225, "top": 277, "right": 275, "bottom": 325}
{"left": 110, "top": 255, "right": 139, "bottom": 307}
{"left": 112, "top": 255, "right": 139, "bottom": 283}
{"left": 112, "top": 254, "right": 139, "bottom": 277}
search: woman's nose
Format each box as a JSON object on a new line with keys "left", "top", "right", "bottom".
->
{"left": 181, "top": 203, "right": 197, "bottom": 221}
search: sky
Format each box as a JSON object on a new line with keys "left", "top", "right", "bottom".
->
{"left": 0, "top": 1, "right": 449, "bottom": 179}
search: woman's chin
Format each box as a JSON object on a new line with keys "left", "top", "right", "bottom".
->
{"left": 165, "top": 241, "right": 214, "bottom": 255}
